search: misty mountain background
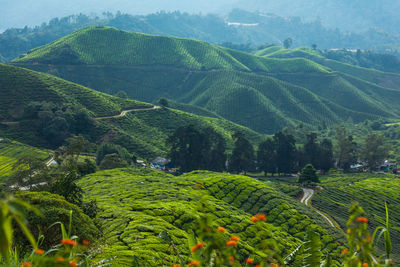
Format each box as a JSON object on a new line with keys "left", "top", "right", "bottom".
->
{"left": 2, "top": 0, "right": 400, "bottom": 34}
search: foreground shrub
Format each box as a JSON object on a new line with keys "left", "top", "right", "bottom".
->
{"left": 13, "top": 191, "right": 100, "bottom": 252}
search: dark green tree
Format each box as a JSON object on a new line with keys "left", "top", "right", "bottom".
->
{"left": 298, "top": 164, "right": 320, "bottom": 184}
{"left": 335, "top": 127, "right": 358, "bottom": 171}
{"left": 257, "top": 138, "right": 276, "bottom": 176}
{"left": 228, "top": 132, "right": 255, "bottom": 174}
{"left": 311, "top": 43, "right": 317, "bottom": 50}
{"left": 8, "top": 154, "right": 48, "bottom": 189}
{"left": 360, "top": 133, "right": 388, "bottom": 171}
{"left": 168, "top": 125, "right": 204, "bottom": 172}
{"left": 77, "top": 158, "right": 97, "bottom": 176}
{"left": 158, "top": 97, "right": 169, "bottom": 107}
{"left": 99, "top": 153, "right": 129, "bottom": 170}
{"left": 64, "top": 136, "right": 93, "bottom": 166}
{"left": 304, "top": 133, "right": 320, "bottom": 168}
{"left": 283, "top": 37, "right": 293, "bottom": 49}
{"left": 274, "top": 132, "right": 297, "bottom": 175}
{"left": 115, "top": 90, "right": 128, "bottom": 99}
{"left": 49, "top": 171, "right": 83, "bottom": 205}
{"left": 318, "top": 138, "right": 334, "bottom": 174}
{"left": 96, "top": 142, "right": 133, "bottom": 165}
{"left": 201, "top": 127, "right": 226, "bottom": 172}
{"left": 168, "top": 125, "right": 226, "bottom": 172}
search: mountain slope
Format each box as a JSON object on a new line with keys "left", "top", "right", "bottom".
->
{"left": 78, "top": 168, "right": 343, "bottom": 266}
{"left": 12, "top": 26, "right": 400, "bottom": 133}
{"left": 14, "top": 26, "right": 329, "bottom": 73}
{"left": 0, "top": 64, "right": 263, "bottom": 158}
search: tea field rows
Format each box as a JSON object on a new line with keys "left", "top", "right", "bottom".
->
{"left": 78, "top": 168, "right": 344, "bottom": 266}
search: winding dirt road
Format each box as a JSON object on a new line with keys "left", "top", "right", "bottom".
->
{"left": 95, "top": 106, "right": 161, "bottom": 120}
{"left": 301, "top": 188, "right": 335, "bottom": 228}
{"left": 301, "top": 188, "right": 378, "bottom": 263}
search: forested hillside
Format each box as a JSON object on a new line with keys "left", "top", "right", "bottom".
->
{"left": 0, "top": 64, "right": 262, "bottom": 158}
{"left": 13, "top": 26, "right": 400, "bottom": 134}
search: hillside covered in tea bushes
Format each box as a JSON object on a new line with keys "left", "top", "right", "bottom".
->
{"left": 13, "top": 26, "right": 400, "bottom": 133}
{"left": 0, "top": 64, "right": 263, "bottom": 158}
{"left": 312, "top": 174, "right": 400, "bottom": 261}
{"left": 77, "top": 168, "right": 344, "bottom": 266}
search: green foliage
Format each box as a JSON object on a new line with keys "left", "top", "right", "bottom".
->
{"left": 158, "top": 98, "right": 169, "bottom": 107}
{"left": 77, "top": 159, "right": 97, "bottom": 176}
{"left": 99, "top": 153, "right": 129, "bottom": 170}
{"left": 0, "top": 195, "right": 38, "bottom": 264}
{"left": 49, "top": 171, "right": 83, "bottom": 206}
{"left": 168, "top": 125, "right": 226, "bottom": 172}
{"left": 15, "top": 27, "right": 400, "bottom": 135}
{"left": 298, "top": 164, "right": 320, "bottom": 184}
{"left": 96, "top": 142, "right": 133, "bottom": 165}
{"left": 335, "top": 126, "right": 358, "bottom": 171}
{"left": 14, "top": 191, "right": 99, "bottom": 252}
{"left": 229, "top": 132, "right": 255, "bottom": 173}
{"left": 77, "top": 168, "right": 341, "bottom": 265}
{"left": 0, "top": 64, "right": 262, "bottom": 160}
{"left": 360, "top": 133, "right": 388, "bottom": 171}
{"left": 0, "top": 140, "right": 48, "bottom": 181}
{"left": 257, "top": 138, "right": 277, "bottom": 175}
{"left": 7, "top": 154, "right": 48, "bottom": 189}
{"left": 312, "top": 173, "right": 400, "bottom": 261}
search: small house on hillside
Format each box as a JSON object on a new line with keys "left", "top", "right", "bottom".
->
{"left": 151, "top": 157, "right": 174, "bottom": 171}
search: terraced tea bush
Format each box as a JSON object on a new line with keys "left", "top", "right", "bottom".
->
{"left": 77, "top": 168, "right": 343, "bottom": 266}
{"left": 0, "top": 139, "right": 49, "bottom": 181}
{"left": 312, "top": 173, "right": 400, "bottom": 261}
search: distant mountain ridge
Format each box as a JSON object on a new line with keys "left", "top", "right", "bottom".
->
{"left": 12, "top": 26, "right": 400, "bottom": 134}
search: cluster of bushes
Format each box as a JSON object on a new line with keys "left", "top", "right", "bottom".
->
{"left": 20, "top": 101, "right": 94, "bottom": 147}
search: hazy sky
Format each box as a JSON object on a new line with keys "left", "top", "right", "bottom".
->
{"left": 0, "top": 0, "right": 237, "bottom": 31}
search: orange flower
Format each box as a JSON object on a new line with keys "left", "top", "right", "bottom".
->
{"left": 69, "top": 261, "right": 78, "bottom": 267}
{"left": 251, "top": 214, "right": 267, "bottom": 222}
{"left": 35, "top": 248, "right": 44, "bottom": 255}
{"left": 217, "top": 226, "right": 226, "bottom": 233}
{"left": 272, "top": 264, "right": 278, "bottom": 267}
{"left": 226, "top": 240, "right": 238, "bottom": 246}
{"left": 191, "top": 242, "right": 205, "bottom": 253}
{"left": 362, "top": 263, "right": 368, "bottom": 267}
{"left": 82, "top": 240, "right": 90, "bottom": 246}
{"left": 61, "top": 239, "right": 77, "bottom": 246}
{"left": 245, "top": 258, "right": 254, "bottom": 264}
{"left": 229, "top": 256, "right": 235, "bottom": 261}
{"left": 255, "top": 265, "right": 261, "bottom": 267}
{"left": 341, "top": 249, "right": 349, "bottom": 255}
{"left": 188, "top": 261, "right": 200, "bottom": 266}
{"left": 230, "top": 236, "right": 240, "bottom": 242}
{"left": 365, "top": 236, "right": 372, "bottom": 243}
{"left": 56, "top": 257, "right": 64, "bottom": 262}
{"left": 356, "top": 217, "right": 368, "bottom": 223}
{"left": 21, "top": 263, "right": 32, "bottom": 267}
{"left": 389, "top": 259, "right": 393, "bottom": 265}
{"left": 172, "top": 265, "right": 180, "bottom": 267}
{"left": 255, "top": 214, "right": 266, "bottom": 221}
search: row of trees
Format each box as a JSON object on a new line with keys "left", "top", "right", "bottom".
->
{"left": 168, "top": 125, "right": 389, "bottom": 175}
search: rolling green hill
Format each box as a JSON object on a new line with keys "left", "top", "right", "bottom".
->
{"left": 312, "top": 174, "right": 400, "bottom": 262}
{"left": 77, "top": 168, "right": 343, "bottom": 266}
{"left": 12, "top": 26, "right": 400, "bottom": 134}
{"left": 0, "top": 138, "right": 49, "bottom": 181}
{"left": 0, "top": 64, "right": 263, "bottom": 159}
{"left": 257, "top": 46, "right": 400, "bottom": 91}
